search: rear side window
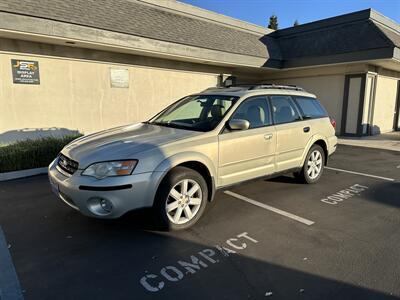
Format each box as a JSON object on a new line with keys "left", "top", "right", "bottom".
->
{"left": 270, "top": 96, "right": 302, "bottom": 125}
{"left": 294, "top": 97, "right": 328, "bottom": 119}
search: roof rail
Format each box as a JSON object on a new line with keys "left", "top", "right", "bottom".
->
{"left": 201, "top": 86, "right": 248, "bottom": 93}
{"left": 201, "top": 84, "right": 306, "bottom": 93}
{"left": 248, "top": 84, "right": 305, "bottom": 91}
{"left": 227, "top": 83, "right": 305, "bottom": 91}
{"left": 201, "top": 87, "right": 225, "bottom": 92}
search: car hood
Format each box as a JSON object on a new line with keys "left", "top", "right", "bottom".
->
{"left": 61, "top": 123, "right": 200, "bottom": 168}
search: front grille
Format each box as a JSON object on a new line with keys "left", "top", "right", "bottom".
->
{"left": 57, "top": 154, "right": 79, "bottom": 175}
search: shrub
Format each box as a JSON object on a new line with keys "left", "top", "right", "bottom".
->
{"left": 0, "top": 135, "right": 82, "bottom": 173}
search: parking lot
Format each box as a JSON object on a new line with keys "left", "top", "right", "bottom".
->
{"left": 0, "top": 145, "right": 399, "bottom": 300}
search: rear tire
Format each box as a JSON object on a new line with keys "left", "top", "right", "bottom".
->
{"left": 154, "top": 167, "right": 208, "bottom": 231}
{"left": 295, "top": 144, "right": 325, "bottom": 184}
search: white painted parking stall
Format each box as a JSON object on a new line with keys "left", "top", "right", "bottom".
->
{"left": 325, "top": 167, "right": 395, "bottom": 182}
{"left": 224, "top": 190, "right": 315, "bottom": 226}
{"left": 133, "top": 163, "right": 399, "bottom": 297}
{"left": 222, "top": 163, "right": 398, "bottom": 228}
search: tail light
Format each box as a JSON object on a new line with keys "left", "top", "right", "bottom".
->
{"left": 330, "top": 117, "right": 336, "bottom": 129}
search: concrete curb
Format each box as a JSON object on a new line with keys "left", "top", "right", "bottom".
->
{"left": 0, "top": 167, "right": 48, "bottom": 182}
{"left": 338, "top": 140, "right": 400, "bottom": 152}
{"left": 0, "top": 227, "right": 24, "bottom": 300}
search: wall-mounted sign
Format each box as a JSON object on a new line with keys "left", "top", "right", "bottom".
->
{"left": 110, "top": 68, "right": 129, "bottom": 88}
{"left": 11, "top": 59, "right": 40, "bottom": 84}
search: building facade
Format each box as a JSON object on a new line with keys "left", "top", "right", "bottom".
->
{"left": 0, "top": 0, "right": 399, "bottom": 143}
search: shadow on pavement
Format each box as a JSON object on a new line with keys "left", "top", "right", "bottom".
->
{"left": 359, "top": 181, "right": 400, "bottom": 209}
{"left": 0, "top": 176, "right": 399, "bottom": 299}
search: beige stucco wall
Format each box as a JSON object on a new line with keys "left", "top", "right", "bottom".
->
{"left": 266, "top": 75, "right": 345, "bottom": 133}
{"left": 0, "top": 53, "right": 218, "bottom": 143}
{"left": 373, "top": 75, "right": 398, "bottom": 133}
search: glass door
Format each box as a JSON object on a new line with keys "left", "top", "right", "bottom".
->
{"left": 341, "top": 74, "right": 366, "bottom": 136}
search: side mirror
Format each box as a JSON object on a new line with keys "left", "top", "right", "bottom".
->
{"left": 228, "top": 119, "right": 250, "bottom": 131}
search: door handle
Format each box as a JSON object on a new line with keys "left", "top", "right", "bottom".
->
{"left": 303, "top": 127, "right": 310, "bottom": 133}
{"left": 264, "top": 133, "right": 273, "bottom": 140}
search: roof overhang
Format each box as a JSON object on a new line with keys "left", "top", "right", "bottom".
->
{"left": 271, "top": 9, "right": 400, "bottom": 71}
{"left": 0, "top": 7, "right": 399, "bottom": 74}
{"left": 282, "top": 48, "right": 398, "bottom": 69}
{"left": 0, "top": 12, "right": 280, "bottom": 70}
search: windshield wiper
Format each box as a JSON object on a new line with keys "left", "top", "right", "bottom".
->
{"left": 150, "top": 122, "right": 185, "bottom": 129}
{"left": 150, "top": 121, "right": 202, "bottom": 131}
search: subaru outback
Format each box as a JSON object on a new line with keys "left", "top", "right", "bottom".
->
{"left": 48, "top": 84, "right": 337, "bottom": 230}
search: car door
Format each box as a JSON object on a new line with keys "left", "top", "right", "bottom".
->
{"left": 218, "top": 96, "right": 276, "bottom": 186}
{"left": 269, "top": 95, "right": 311, "bottom": 172}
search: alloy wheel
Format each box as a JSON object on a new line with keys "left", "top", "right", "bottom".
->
{"left": 165, "top": 179, "right": 203, "bottom": 225}
{"left": 307, "top": 150, "right": 323, "bottom": 180}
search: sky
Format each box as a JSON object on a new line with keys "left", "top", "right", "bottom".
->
{"left": 180, "top": 0, "right": 400, "bottom": 29}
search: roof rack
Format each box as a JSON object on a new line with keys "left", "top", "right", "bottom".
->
{"left": 201, "top": 86, "right": 247, "bottom": 93}
{"left": 227, "top": 83, "right": 305, "bottom": 91}
{"left": 201, "top": 84, "right": 306, "bottom": 93}
{"left": 201, "top": 87, "right": 225, "bottom": 92}
{"left": 246, "top": 84, "right": 305, "bottom": 91}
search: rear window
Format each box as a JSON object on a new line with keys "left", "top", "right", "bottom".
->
{"left": 294, "top": 97, "right": 328, "bottom": 119}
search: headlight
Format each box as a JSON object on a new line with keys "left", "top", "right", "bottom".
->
{"left": 82, "top": 160, "right": 138, "bottom": 179}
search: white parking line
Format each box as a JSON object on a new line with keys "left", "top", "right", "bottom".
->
{"left": 224, "top": 191, "right": 315, "bottom": 226}
{"left": 325, "top": 167, "right": 395, "bottom": 182}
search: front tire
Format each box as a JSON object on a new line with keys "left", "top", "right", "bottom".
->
{"left": 154, "top": 167, "right": 208, "bottom": 231}
{"left": 295, "top": 144, "right": 325, "bottom": 184}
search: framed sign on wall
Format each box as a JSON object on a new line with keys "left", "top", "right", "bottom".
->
{"left": 11, "top": 59, "right": 40, "bottom": 84}
{"left": 110, "top": 68, "right": 129, "bottom": 88}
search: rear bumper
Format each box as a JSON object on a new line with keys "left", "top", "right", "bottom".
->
{"left": 48, "top": 158, "right": 164, "bottom": 218}
{"left": 327, "top": 135, "right": 338, "bottom": 156}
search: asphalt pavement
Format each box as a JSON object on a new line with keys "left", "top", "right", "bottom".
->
{"left": 0, "top": 145, "right": 399, "bottom": 300}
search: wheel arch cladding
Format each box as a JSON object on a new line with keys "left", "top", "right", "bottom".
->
{"left": 156, "top": 161, "right": 215, "bottom": 203}
{"left": 176, "top": 161, "right": 214, "bottom": 202}
{"left": 313, "top": 139, "right": 328, "bottom": 165}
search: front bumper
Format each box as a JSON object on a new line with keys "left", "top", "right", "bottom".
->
{"left": 48, "top": 158, "right": 164, "bottom": 218}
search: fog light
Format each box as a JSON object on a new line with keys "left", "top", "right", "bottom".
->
{"left": 100, "top": 199, "right": 113, "bottom": 212}
{"left": 87, "top": 197, "right": 113, "bottom": 216}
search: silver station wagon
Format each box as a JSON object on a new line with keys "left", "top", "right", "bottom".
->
{"left": 49, "top": 84, "right": 337, "bottom": 230}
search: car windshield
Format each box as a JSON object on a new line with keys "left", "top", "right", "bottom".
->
{"left": 149, "top": 95, "right": 239, "bottom": 132}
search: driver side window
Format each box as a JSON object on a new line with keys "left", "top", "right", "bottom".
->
{"left": 230, "top": 96, "right": 271, "bottom": 129}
